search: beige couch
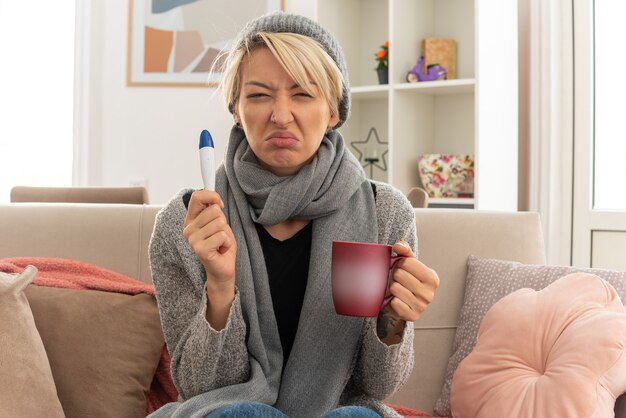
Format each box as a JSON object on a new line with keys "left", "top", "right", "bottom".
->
{"left": 0, "top": 203, "right": 547, "bottom": 415}
{"left": 10, "top": 186, "right": 150, "bottom": 204}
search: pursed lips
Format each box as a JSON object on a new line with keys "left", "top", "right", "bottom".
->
{"left": 266, "top": 131, "right": 299, "bottom": 148}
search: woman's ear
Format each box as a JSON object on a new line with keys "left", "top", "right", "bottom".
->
{"left": 328, "top": 113, "right": 340, "bottom": 130}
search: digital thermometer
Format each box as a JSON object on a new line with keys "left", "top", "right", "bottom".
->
{"left": 199, "top": 129, "right": 215, "bottom": 190}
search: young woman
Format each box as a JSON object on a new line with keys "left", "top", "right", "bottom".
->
{"left": 149, "top": 12, "right": 439, "bottom": 418}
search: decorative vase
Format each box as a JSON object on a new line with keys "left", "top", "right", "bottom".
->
{"left": 376, "top": 68, "right": 388, "bottom": 85}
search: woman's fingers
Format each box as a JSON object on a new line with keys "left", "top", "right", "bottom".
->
{"left": 385, "top": 244, "right": 440, "bottom": 322}
{"left": 388, "top": 280, "right": 427, "bottom": 320}
{"left": 182, "top": 189, "right": 237, "bottom": 282}
{"left": 391, "top": 267, "right": 437, "bottom": 305}
{"left": 388, "top": 297, "right": 421, "bottom": 322}
{"left": 393, "top": 255, "right": 440, "bottom": 291}
{"left": 183, "top": 203, "right": 225, "bottom": 241}
{"left": 185, "top": 215, "right": 229, "bottom": 250}
{"left": 184, "top": 189, "right": 224, "bottom": 227}
{"left": 192, "top": 228, "right": 235, "bottom": 259}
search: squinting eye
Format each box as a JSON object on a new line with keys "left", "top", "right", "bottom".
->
{"left": 296, "top": 92, "right": 314, "bottom": 98}
{"left": 247, "top": 93, "right": 268, "bottom": 99}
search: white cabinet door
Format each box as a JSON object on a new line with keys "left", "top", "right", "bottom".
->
{"left": 572, "top": 0, "right": 626, "bottom": 268}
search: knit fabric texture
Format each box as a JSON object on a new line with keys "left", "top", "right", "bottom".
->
{"left": 231, "top": 12, "right": 351, "bottom": 128}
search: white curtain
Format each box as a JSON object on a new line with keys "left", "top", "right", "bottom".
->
{"left": 518, "top": 0, "right": 574, "bottom": 265}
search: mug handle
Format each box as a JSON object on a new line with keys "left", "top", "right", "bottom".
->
{"left": 380, "top": 255, "right": 406, "bottom": 310}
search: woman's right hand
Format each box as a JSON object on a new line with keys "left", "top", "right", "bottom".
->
{"left": 183, "top": 190, "right": 237, "bottom": 296}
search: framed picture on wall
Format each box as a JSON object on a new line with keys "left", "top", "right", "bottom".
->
{"left": 127, "top": 0, "right": 284, "bottom": 87}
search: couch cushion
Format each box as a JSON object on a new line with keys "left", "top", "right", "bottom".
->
{"left": 25, "top": 284, "right": 164, "bottom": 418}
{"left": 450, "top": 273, "right": 626, "bottom": 417}
{"left": 434, "top": 256, "right": 626, "bottom": 417}
{"left": 0, "top": 266, "right": 65, "bottom": 417}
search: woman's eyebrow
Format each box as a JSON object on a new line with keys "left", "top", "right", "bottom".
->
{"left": 244, "top": 81, "right": 316, "bottom": 90}
{"left": 244, "top": 81, "right": 273, "bottom": 89}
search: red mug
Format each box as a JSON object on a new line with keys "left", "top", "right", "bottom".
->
{"left": 331, "top": 240, "right": 404, "bottom": 317}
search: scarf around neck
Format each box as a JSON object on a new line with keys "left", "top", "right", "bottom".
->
{"left": 205, "top": 126, "right": 378, "bottom": 417}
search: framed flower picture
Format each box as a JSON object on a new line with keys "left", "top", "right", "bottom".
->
{"left": 127, "top": 0, "right": 284, "bottom": 87}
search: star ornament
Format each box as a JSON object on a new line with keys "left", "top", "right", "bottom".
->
{"left": 350, "top": 127, "right": 389, "bottom": 172}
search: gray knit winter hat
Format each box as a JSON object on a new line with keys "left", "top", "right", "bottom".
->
{"left": 231, "top": 12, "right": 351, "bottom": 129}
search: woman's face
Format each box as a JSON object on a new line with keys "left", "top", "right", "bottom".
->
{"left": 234, "top": 47, "right": 339, "bottom": 177}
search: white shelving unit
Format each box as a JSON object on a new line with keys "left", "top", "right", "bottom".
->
{"left": 315, "top": 0, "right": 518, "bottom": 210}
{"left": 429, "top": 197, "right": 475, "bottom": 209}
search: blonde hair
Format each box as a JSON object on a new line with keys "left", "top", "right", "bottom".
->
{"left": 219, "top": 32, "right": 344, "bottom": 119}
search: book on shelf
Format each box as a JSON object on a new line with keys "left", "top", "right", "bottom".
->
{"left": 422, "top": 38, "right": 457, "bottom": 80}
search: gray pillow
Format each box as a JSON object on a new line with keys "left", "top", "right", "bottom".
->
{"left": 433, "top": 256, "right": 626, "bottom": 418}
{"left": 0, "top": 266, "right": 64, "bottom": 418}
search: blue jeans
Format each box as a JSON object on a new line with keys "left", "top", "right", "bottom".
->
{"left": 321, "top": 406, "right": 382, "bottom": 418}
{"left": 205, "top": 402, "right": 381, "bottom": 417}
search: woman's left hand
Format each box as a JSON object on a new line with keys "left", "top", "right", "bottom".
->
{"left": 385, "top": 241, "right": 440, "bottom": 323}
{"left": 376, "top": 241, "right": 439, "bottom": 345}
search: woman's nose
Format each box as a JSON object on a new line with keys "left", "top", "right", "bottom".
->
{"left": 271, "top": 96, "right": 294, "bottom": 126}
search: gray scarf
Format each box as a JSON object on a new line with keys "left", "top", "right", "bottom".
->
{"left": 206, "top": 126, "right": 378, "bottom": 417}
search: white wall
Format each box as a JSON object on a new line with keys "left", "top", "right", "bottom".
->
{"left": 82, "top": 0, "right": 314, "bottom": 204}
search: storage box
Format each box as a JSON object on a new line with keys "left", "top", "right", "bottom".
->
{"left": 417, "top": 154, "right": 474, "bottom": 198}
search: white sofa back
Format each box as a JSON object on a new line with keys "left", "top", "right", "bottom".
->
{"left": 0, "top": 203, "right": 545, "bottom": 413}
